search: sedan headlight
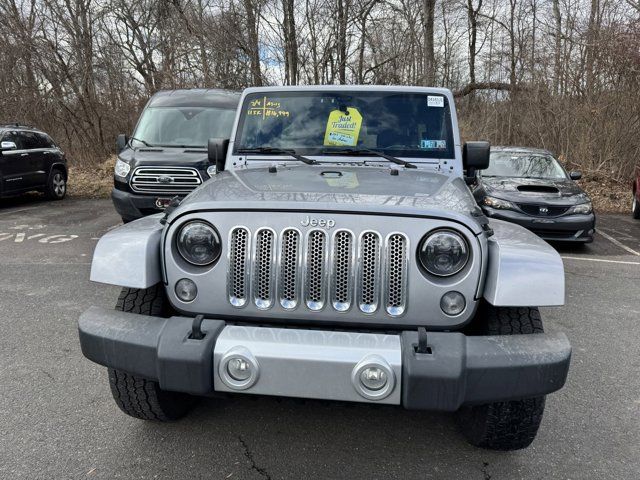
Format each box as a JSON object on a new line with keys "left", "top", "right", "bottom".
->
{"left": 114, "top": 158, "right": 131, "bottom": 177}
{"left": 569, "top": 202, "right": 592, "bottom": 215}
{"left": 418, "top": 230, "right": 469, "bottom": 277}
{"left": 177, "top": 221, "right": 222, "bottom": 266}
{"left": 483, "top": 196, "right": 514, "bottom": 210}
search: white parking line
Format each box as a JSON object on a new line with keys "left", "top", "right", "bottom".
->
{"left": 0, "top": 207, "right": 39, "bottom": 217}
{"left": 562, "top": 256, "right": 640, "bottom": 265}
{"left": 598, "top": 230, "right": 640, "bottom": 256}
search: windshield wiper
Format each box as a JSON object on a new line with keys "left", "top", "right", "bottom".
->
{"left": 322, "top": 147, "right": 417, "bottom": 169}
{"left": 237, "top": 147, "right": 318, "bottom": 165}
{"left": 129, "top": 136, "right": 158, "bottom": 148}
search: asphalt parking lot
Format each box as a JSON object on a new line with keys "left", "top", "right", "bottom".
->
{"left": 0, "top": 197, "right": 638, "bottom": 479}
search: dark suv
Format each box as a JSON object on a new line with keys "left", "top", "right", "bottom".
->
{"left": 112, "top": 89, "right": 240, "bottom": 223}
{"left": 0, "top": 124, "right": 68, "bottom": 200}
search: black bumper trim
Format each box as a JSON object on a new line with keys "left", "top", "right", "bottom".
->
{"left": 79, "top": 306, "right": 225, "bottom": 394}
{"left": 401, "top": 330, "right": 571, "bottom": 411}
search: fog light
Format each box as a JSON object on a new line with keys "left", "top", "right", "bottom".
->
{"left": 351, "top": 355, "right": 395, "bottom": 400}
{"left": 219, "top": 347, "right": 259, "bottom": 390}
{"left": 175, "top": 278, "right": 197, "bottom": 302}
{"left": 360, "top": 367, "right": 388, "bottom": 391}
{"left": 440, "top": 291, "right": 465, "bottom": 316}
{"left": 227, "top": 357, "right": 252, "bottom": 381}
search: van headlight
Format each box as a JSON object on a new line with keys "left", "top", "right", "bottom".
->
{"left": 176, "top": 221, "right": 222, "bottom": 266}
{"left": 418, "top": 230, "right": 469, "bottom": 277}
{"left": 114, "top": 158, "right": 131, "bottom": 177}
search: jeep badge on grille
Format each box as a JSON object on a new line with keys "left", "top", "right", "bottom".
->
{"left": 301, "top": 216, "right": 336, "bottom": 228}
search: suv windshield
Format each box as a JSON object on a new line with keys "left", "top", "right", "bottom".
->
{"left": 235, "top": 91, "right": 454, "bottom": 159}
{"left": 484, "top": 152, "right": 567, "bottom": 179}
{"left": 131, "top": 106, "right": 236, "bottom": 148}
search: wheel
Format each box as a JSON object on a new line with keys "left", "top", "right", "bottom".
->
{"left": 45, "top": 169, "right": 66, "bottom": 200}
{"left": 457, "top": 305, "right": 546, "bottom": 450}
{"left": 633, "top": 191, "right": 640, "bottom": 219}
{"left": 107, "top": 285, "right": 195, "bottom": 421}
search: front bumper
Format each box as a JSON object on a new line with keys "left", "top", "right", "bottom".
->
{"left": 78, "top": 307, "right": 571, "bottom": 411}
{"left": 483, "top": 207, "right": 595, "bottom": 242}
{"left": 111, "top": 187, "right": 177, "bottom": 221}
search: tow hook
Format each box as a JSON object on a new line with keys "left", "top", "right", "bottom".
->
{"left": 415, "top": 327, "right": 432, "bottom": 354}
{"left": 189, "top": 314, "right": 206, "bottom": 340}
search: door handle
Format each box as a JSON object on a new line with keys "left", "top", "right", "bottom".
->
{"left": 20, "top": 153, "right": 28, "bottom": 157}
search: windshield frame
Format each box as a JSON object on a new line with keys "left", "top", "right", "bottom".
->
{"left": 130, "top": 105, "right": 237, "bottom": 149}
{"left": 482, "top": 151, "right": 569, "bottom": 180}
{"left": 232, "top": 89, "right": 456, "bottom": 160}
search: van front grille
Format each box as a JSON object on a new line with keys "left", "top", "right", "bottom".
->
{"left": 130, "top": 166, "right": 202, "bottom": 194}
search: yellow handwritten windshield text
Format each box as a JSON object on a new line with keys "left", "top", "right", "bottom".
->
{"left": 247, "top": 96, "right": 290, "bottom": 119}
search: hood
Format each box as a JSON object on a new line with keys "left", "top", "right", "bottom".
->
{"left": 481, "top": 176, "right": 589, "bottom": 205}
{"left": 169, "top": 165, "right": 483, "bottom": 233}
{"left": 120, "top": 146, "right": 209, "bottom": 169}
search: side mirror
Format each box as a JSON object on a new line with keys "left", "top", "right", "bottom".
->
{"left": 116, "top": 134, "right": 128, "bottom": 153}
{"left": 463, "top": 141, "right": 490, "bottom": 184}
{"left": 207, "top": 137, "right": 230, "bottom": 173}
{"left": 0, "top": 141, "right": 17, "bottom": 152}
{"left": 569, "top": 171, "right": 582, "bottom": 180}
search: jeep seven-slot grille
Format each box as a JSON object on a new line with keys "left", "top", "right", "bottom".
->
{"left": 130, "top": 166, "right": 202, "bottom": 194}
{"left": 227, "top": 227, "right": 408, "bottom": 316}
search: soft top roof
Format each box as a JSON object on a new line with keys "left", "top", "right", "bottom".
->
{"left": 148, "top": 89, "right": 240, "bottom": 109}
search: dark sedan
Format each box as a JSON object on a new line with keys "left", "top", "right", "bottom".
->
{"left": 473, "top": 147, "right": 595, "bottom": 242}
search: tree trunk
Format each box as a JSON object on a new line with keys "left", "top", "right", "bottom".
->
{"left": 422, "top": 0, "right": 436, "bottom": 85}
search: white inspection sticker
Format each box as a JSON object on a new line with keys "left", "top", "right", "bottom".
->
{"left": 427, "top": 96, "right": 444, "bottom": 107}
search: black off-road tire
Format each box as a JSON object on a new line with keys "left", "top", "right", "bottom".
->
{"left": 457, "top": 305, "right": 546, "bottom": 450}
{"left": 107, "top": 285, "right": 195, "bottom": 421}
{"left": 44, "top": 168, "right": 66, "bottom": 200}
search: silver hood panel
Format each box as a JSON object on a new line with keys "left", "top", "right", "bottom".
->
{"left": 167, "top": 165, "right": 484, "bottom": 235}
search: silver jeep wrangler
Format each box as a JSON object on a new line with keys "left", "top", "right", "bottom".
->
{"left": 79, "top": 86, "right": 571, "bottom": 450}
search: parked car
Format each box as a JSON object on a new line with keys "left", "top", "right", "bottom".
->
{"left": 79, "top": 86, "right": 571, "bottom": 451}
{"left": 473, "top": 146, "right": 595, "bottom": 242}
{"left": 633, "top": 166, "right": 640, "bottom": 219}
{"left": 112, "top": 89, "right": 240, "bottom": 223}
{"left": 0, "top": 124, "right": 67, "bottom": 200}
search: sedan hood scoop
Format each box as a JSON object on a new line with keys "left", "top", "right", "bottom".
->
{"left": 516, "top": 185, "right": 559, "bottom": 194}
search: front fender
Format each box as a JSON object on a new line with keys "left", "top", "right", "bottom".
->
{"left": 90, "top": 215, "right": 164, "bottom": 288}
{"left": 483, "top": 219, "right": 564, "bottom": 306}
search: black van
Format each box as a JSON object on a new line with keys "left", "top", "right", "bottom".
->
{"left": 112, "top": 89, "right": 240, "bottom": 222}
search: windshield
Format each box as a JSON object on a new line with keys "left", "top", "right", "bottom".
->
{"left": 234, "top": 91, "right": 454, "bottom": 159}
{"left": 484, "top": 152, "right": 567, "bottom": 179}
{"left": 131, "top": 106, "right": 236, "bottom": 148}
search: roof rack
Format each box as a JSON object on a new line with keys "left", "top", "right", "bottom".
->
{"left": 0, "top": 122, "right": 37, "bottom": 129}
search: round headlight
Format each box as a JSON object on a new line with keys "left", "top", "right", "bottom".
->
{"left": 418, "top": 230, "right": 469, "bottom": 277}
{"left": 177, "top": 221, "right": 221, "bottom": 266}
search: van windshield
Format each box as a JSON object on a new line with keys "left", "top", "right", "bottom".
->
{"left": 131, "top": 106, "right": 236, "bottom": 148}
{"left": 234, "top": 91, "right": 455, "bottom": 159}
